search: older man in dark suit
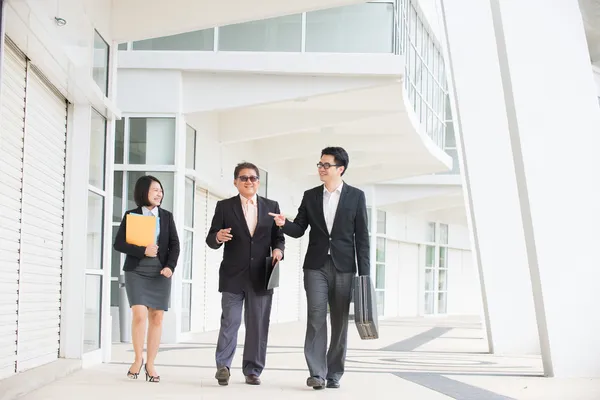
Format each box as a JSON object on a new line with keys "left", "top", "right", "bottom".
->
{"left": 270, "top": 147, "right": 370, "bottom": 390}
{"left": 206, "top": 162, "right": 285, "bottom": 386}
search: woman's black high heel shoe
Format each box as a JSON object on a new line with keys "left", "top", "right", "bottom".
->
{"left": 127, "top": 359, "right": 144, "bottom": 379}
{"left": 145, "top": 364, "right": 160, "bottom": 383}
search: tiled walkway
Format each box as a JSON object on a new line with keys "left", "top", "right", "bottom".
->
{"left": 16, "top": 316, "right": 600, "bottom": 399}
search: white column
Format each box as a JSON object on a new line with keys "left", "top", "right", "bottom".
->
{"left": 492, "top": 0, "right": 600, "bottom": 378}
{"left": 444, "top": 0, "right": 600, "bottom": 377}
{"left": 161, "top": 112, "right": 186, "bottom": 343}
{"left": 101, "top": 42, "right": 120, "bottom": 363}
{"left": 440, "top": 0, "right": 539, "bottom": 356}
{"left": 60, "top": 104, "right": 92, "bottom": 359}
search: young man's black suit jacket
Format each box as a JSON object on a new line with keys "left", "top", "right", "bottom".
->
{"left": 206, "top": 195, "right": 285, "bottom": 295}
{"left": 282, "top": 182, "right": 370, "bottom": 276}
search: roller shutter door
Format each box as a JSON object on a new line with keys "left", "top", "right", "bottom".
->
{"left": 0, "top": 40, "right": 27, "bottom": 380}
{"left": 16, "top": 64, "right": 67, "bottom": 372}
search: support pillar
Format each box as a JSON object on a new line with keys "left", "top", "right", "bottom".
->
{"left": 442, "top": 0, "right": 600, "bottom": 377}
{"left": 441, "top": 0, "right": 539, "bottom": 356}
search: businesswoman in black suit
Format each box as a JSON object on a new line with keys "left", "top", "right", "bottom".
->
{"left": 114, "top": 175, "right": 180, "bottom": 383}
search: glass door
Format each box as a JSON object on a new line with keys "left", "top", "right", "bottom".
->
{"left": 423, "top": 222, "right": 449, "bottom": 315}
{"left": 84, "top": 109, "right": 108, "bottom": 359}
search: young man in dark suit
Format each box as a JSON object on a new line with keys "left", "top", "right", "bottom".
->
{"left": 206, "top": 162, "right": 285, "bottom": 386}
{"left": 269, "top": 147, "right": 370, "bottom": 390}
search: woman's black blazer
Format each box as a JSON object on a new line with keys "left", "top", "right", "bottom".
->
{"left": 113, "top": 207, "right": 180, "bottom": 272}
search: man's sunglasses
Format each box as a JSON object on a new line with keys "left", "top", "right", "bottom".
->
{"left": 317, "top": 162, "right": 341, "bottom": 169}
{"left": 237, "top": 175, "right": 259, "bottom": 183}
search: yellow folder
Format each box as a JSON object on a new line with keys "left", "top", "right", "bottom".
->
{"left": 126, "top": 214, "right": 157, "bottom": 247}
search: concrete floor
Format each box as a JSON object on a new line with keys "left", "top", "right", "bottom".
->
{"left": 14, "top": 316, "right": 600, "bottom": 399}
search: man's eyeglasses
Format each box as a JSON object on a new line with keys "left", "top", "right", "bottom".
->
{"left": 317, "top": 162, "right": 341, "bottom": 170}
{"left": 237, "top": 175, "right": 259, "bottom": 183}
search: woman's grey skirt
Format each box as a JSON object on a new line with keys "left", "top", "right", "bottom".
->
{"left": 124, "top": 257, "right": 171, "bottom": 311}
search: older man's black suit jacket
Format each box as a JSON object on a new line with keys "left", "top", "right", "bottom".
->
{"left": 206, "top": 195, "right": 285, "bottom": 295}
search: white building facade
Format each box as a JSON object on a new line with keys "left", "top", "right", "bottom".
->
{"left": 0, "top": 0, "right": 478, "bottom": 386}
{"left": 2, "top": 0, "right": 599, "bottom": 393}
{"left": 110, "top": 0, "right": 477, "bottom": 344}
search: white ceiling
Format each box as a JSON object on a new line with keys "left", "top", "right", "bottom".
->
{"left": 204, "top": 80, "right": 453, "bottom": 189}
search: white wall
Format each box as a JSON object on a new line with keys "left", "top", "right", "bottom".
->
{"left": 375, "top": 209, "right": 476, "bottom": 319}
{"left": 446, "top": 248, "right": 481, "bottom": 315}
{"left": 396, "top": 241, "right": 420, "bottom": 316}
{"left": 117, "top": 70, "right": 182, "bottom": 113}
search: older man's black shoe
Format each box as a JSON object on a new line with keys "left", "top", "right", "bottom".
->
{"left": 215, "top": 366, "right": 230, "bottom": 386}
{"left": 307, "top": 376, "right": 326, "bottom": 390}
{"left": 326, "top": 380, "right": 340, "bottom": 389}
{"left": 245, "top": 374, "right": 261, "bottom": 385}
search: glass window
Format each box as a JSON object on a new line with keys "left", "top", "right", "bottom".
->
{"left": 409, "top": 46, "right": 417, "bottom": 84}
{"left": 445, "top": 94, "right": 452, "bottom": 120}
{"left": 444, "top": 149, "right": 460, "bottom": 174}
{"left": 110, "top": 280, "right": 119, "bottom": 307}
{"left": 440, "top": 223, "right": 449, "bottom": 245}
{"left": 427, "top": 222, "right": 436, "bottom": 242}
{"left": 439, "top": 246, "right": 447, "bottom": 269}
{"left": 185, "top": 124, "right": 196, "bottom": 170}
{"left": 438, "top": 269, "right": 447, "bottom": 292}
{"left": 445, "top": 122, "right": 456, "bottom": 148}
{"left": 83, "top": 275, "right": 102, "bottom": 352}
{"left": 376, "top": 290, "right": 385, "bottom": 316}
{"left": 376, "top": 237, "right": 386, "bottom": 263}
{"left": 376, "top": 263, "right": 385, "bottom": 289}
{"left": 425, "top": 245, "right": 435, "bottom": 268}
{"left": 417, "top": 18, "right": 423, "bottom": 52}
{"left": 129, "top": 117, "right": 176, "bottom": 165}
{"left": 113, "top": 171, "right": 123, "bottom": 222}
{"left": 181, "top": 230, "right": 193, "bottom": 280}
{"left": 182, "top": 283, "right": 192, "bottom": 333}
{"left": 258, "top": 167, "right": 268, "bottom": 198}
{"left": 437, "top": 292, "right": 447, "bottom": 314}
{"left": 89, "top": 110, "right": 107, "bottom": 189}
{"left": 111, "top": 226, "right": 121, "bottom": 278}
{"left": 424, "top": 268, "right": 434, "bottom": 291}
{"left": 376, "top": 210, "right": 386, "bottom": 234}
{"left": 305, "top": 3, "right": 394, "bottom": 53}
{"left": 127, "top": 172, "right": 175, "bottom": 212}
{"left": 92, "top": 30, "right": 109, "bottom": 97}
{"left": 115, "top": 118, "right": 125, "bottom": 164}
{"left": 415, "top": 96, "right": 422, "bottom": 125}
{"left": 219, "top": 14, "right": 302, "bottom": 52}
{"left": 132, "top": 29, "right": 214, "bottom": 51}
{"left": 118, "top": 43, "right": 128, "bottom": 51}
{"left": 409, "top": 6, "right": 417, "bottom": 42}
{"left": 87, "top": 192, "right": 104, "bottom": 270}
{"left": 424, "top": 292, "right": 434, "bottom": 314}
{"left": 367, "top": 207, "right": 372, "bottom": 232}
{"left": 427, "top": 107, "right": 434, "bottom": 137}
{"left": 184, "top": 178, "right": 194, "bottom": 228}
{"left": 409, "top": 83, "right": 416, "bottom": 109}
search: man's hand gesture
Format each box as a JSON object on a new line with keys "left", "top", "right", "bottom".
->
{"left": 268, "top": 212, "right": 286, "bottom": 227}
{"left": 216, "top": 228, "right": 233, "bottom": 243}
